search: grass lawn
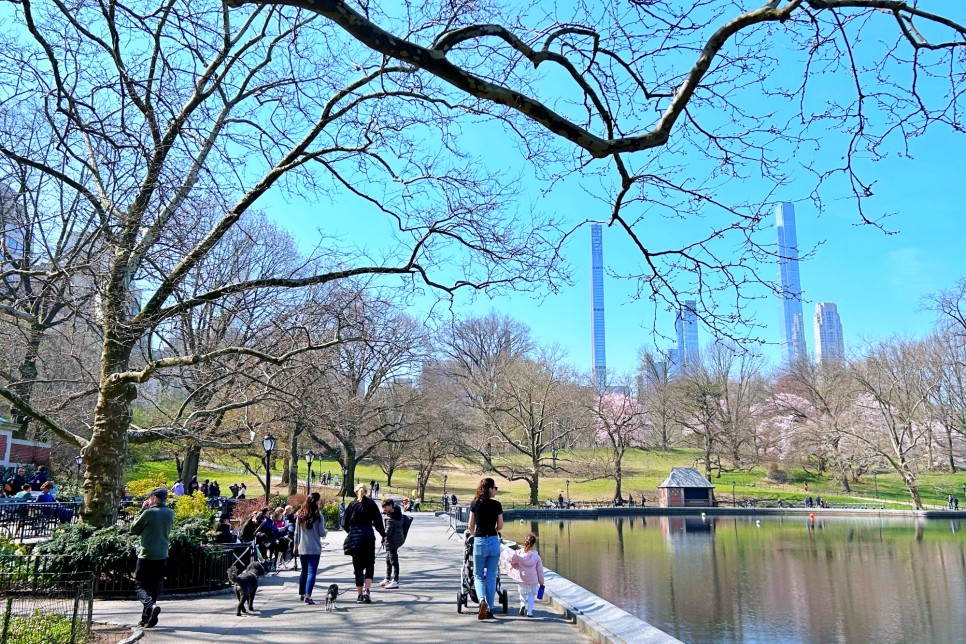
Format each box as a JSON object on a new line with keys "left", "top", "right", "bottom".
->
{"left": 125, "top": 448, "right": 966, "bottom": 510}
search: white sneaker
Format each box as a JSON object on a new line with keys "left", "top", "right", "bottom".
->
{"left": 386, "top": 581, "right": 399, "bottom": 589}
{"left": 379, "top": 579, "right": 390, "bottom": 587}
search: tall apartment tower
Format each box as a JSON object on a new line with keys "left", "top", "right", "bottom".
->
{"left": 590, "top": 224, "right": 606, "bottom": 386}
{"left": 673, "top": 300, "right": 700, "bottom": 369}
{"left": 776, "top": 202, "right": 807, "bottom": 364}
{"left": 814, "top": 302, "right": 845, "bottom": 362}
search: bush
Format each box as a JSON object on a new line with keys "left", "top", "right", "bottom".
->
{"left": 323, "top": 502, "right": 341, "bottom": 530}
{"left": 766, "top": 462, "right": 790, "bottom": 484}
{"left": 126, "top": 474, "right": 168, "bottom": 498}
{"left": 173, "top": 491, "right": 214, "bottom": 522}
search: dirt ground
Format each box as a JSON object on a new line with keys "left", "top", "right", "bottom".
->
{"left": 88, "top": 623, "right": 133, "bottom": 644}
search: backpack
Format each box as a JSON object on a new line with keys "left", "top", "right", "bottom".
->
{"left": 400, "top": 514, "right": 414, "bottom": 545}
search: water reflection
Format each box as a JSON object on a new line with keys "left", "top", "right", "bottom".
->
{"left": 503, "top": 516, "right": 966, "bottom": 643}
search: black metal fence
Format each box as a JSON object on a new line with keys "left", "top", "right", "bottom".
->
{"left": 0, "top": 503, "right": 79, "bottom": 541}
{"left": 0, "top": 544, "right": 247, "bottom": 599}
{"left": 0, "top": 570, "right": 93, "bottom": 644}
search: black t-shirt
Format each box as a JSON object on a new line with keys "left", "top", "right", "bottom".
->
{"left": 470, "top": 497, "right": 503, "bottom": 537}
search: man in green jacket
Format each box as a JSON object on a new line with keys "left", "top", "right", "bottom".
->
{"left": 130, "top": 488, "right": 175, "bottom": 628}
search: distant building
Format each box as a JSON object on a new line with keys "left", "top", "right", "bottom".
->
{"left": 814, "top": 302, "right": 845, "bottom": 362}
{"left": 776, "top": 202, "right": 807, "bottom": 364}
{"left": 590, "top": 224, "right": 606, "bottom": 386}
{"left": 658, "top": 467, "right": 714, "bottom": 508}
{"left": 673, "top": 300, "right": 700, "bottom": 371}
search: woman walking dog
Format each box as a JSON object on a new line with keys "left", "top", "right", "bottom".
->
{"left": 342, "top": 483, "right": 385, "bottom": 604}
{"left": 294, "top": 492, "right": 327, "bottom": 604}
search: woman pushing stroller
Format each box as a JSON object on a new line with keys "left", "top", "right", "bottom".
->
{"left": 467, "top": 477, "right": 503, "bottom": 620}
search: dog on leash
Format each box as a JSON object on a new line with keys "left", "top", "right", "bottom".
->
{"left": 324, "top": 584, "right": 339, "bottom": 611}
{"left": 229, "top": 561, "right": 267, "bottom": 616}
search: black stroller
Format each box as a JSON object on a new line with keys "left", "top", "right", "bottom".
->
{"left": 457, "top": 532, "right": 508, "bottom": 614}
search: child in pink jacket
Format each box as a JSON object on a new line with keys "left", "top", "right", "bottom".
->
{"left": 504, "top": 533, "right": 545, "bottom": 617}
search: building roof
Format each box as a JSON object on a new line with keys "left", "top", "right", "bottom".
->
{"left": 658, "top": 467, "right": 714, "bottom": 489}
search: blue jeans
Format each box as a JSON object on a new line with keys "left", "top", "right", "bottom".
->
{"left": 473, "top": 535, "right": 500, "bottom": 609}
{"left": 298, "top": 554, "right": 320, "bottom": 598}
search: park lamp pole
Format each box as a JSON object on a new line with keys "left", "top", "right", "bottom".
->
{"left": 341, "top": 465, "right": 347, "bottom": 505}
{"left": 962, "top": 482, "right": 965, "bottom": 504}
{"left": 263, "top": 434, "right": 276, "bottom": 504}
{"left": 305, "top": 450, "right": 316, "bottom": 495}
{"left": 74, "top": 454, "right": 83, "bottom": 490}
{"left": 443, "top": 474, "right": 448, "bottom": 499}
{"left": 566, "top": 479, "right": 570, "bottom": 505}
{"left": 874, "top": 471, "right": 879, "bottom": 499}
{"left": 732, "top": 481, "right": 736, "bottom": 508}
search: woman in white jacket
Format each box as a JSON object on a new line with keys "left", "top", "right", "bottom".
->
{"left": 504, "top": 533, "right": 545, "bottom": 617}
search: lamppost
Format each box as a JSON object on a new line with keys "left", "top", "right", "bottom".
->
{"left": 962, "top": 483, "right": 965, "bottom": 506}
{"left": 566, "top": 479, "right": 570, "bottom": 506}
{"left": 74, "top": 455, "right": 83, "bottom": 491}
{"left": 732, "top": 481, "right": 736, "bottom": 507}
{"left": 874, "top": 471, "right": 879, "bottom": 499}
{"left": 443, "top": 474, "right": 448, "bottom": 499}
{"left": 305, "top": 450, "right": 316, "bottom": 495}
{"left": 262, "top": 434, "right": 276, "bottom": 504}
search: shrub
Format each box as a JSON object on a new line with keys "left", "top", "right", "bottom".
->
{"left": 766, "top": 462, "right": 790, "bottom": 484}
{"left": 173, "top": 491, "right": 214, "bottom": 522}
{"left": 126, "top": 474, "right": 168, "bottom": 498}
{"left": 323, "top": 502, "right": 341, "bottom": 530}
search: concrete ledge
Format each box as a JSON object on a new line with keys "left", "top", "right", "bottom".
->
{"left": 504, "top": 506, "right": 960, "bottom": 521}
{"left": 542, "top": 569, "right": 682, "bottom": 644}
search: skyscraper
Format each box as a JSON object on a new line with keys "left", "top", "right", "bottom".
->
{"left": 674, "top": 300, "right": 700, "bottom": 369}
{"left": 776, "top": 202, "right": 807, "bottom": 364}
{"left": 590, "top": 224, "right": 606, "bottom": 385}
{"left": 814, "top": 302, "right": 845, "bottom": 362}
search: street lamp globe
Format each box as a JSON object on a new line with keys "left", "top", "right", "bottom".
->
{"left": 262, "top": 434, "right": 276, "bottom": 454}
{"left": 306, "top": 450, "right": 316, "bottom": 465}
{"left": 74, "top": 454, "right": 83, "bottom": 467}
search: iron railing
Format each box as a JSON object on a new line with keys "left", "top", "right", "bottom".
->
{"left": 0, "top": 503, "right": 79, "bottom": 541}
{"left": 0, "top": 544, "right": 248, "bottom": 598}
{"left": 0, "top": 571, "right": 93, "bottom": 644}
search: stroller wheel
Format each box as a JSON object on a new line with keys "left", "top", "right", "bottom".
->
{"left": 457, "top": 592, "right": 463, "bottom": 613}
{"left": 501, "top": 589, "right": 509, "bottom": 614}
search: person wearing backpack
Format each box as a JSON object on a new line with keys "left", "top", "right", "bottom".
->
{"left": 380, "top": 499, "right": 404, "bottom": 589}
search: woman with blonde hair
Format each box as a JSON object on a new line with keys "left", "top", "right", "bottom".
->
{"left": 341, "top": 483, "right": 385, "bottom": 604}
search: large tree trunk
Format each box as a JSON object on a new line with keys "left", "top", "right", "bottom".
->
{"left": 83, "top": 337, "right": 136, "bottom": 528}
{"left": 529, "top": 471, "right": 539, "bottom": 506}
{"left": 614, "top": 457, "right": 623, "bottom": 501}
{"left": 287, "top": 433, "right": 299, "bottom": 495}
{"left": 182, "top": 446, "right": 201, "bottom": 489}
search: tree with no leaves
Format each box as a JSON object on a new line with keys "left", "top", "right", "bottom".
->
{"left": 226, "top": 0, "right": 966, "bottom": 336}
{"left": 0, "top": 2, "right": 556, "bottom": 526}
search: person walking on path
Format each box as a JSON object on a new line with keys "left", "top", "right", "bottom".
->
{"left": 130, "top": 488, "right": 175, "bottom": 629}
{"left": 467, "top": 477, "right": 503, "bottom": 621}
{"left": 503, "top": 533, "right": 545, "bottom": 617}
{"left": 294, "top": 492, "right": 327, "bottom": 604}
{"left": 380, "top": 498, "right": 404, "bottom": 589}
{"left": 342, "top": 483, "right": 385, "bottom": 604}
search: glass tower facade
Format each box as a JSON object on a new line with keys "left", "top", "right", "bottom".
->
{"left": 590, "top": 224, "right": 606, "bottom": 386}
{"left": 673, "top": 300, "right": 700, "bottom": 370}
{"left": 777, "top": 202, "right": 807, "bottom": 364}
{"left": 814, "top": 302, "right": 845, "bottom": 362}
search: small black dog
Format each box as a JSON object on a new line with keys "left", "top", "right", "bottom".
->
{"left": 230, "top": 561, "right": 266, "bottom": 616}
{"left": 324, "top": 584, "right": 339, "bottom": 611}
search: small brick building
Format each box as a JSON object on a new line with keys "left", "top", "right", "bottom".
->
{"left": 658, "top": 467, "right": 714, "bottom": 508}
{"left": 0, "top": 416, "right": 51, "bottom": 468}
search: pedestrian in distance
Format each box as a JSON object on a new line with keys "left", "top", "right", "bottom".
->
{"left": 130, "top": 488, "right": 175, "bottom": 628}
{"left": 380, "top": 498, "right": 403, "bottom": 589}
{"left": 503, "top": 533, "right": 545, "bottom": 617}
{"left": 294, "top": 492, "right": 327, "bottom": 604}
{"left": 171, "top": 479, "right": 185, "bottom": 496}
{"left": 467, "top": 477, "right": 503, "bottom": 621}
{"left": 341, "top": 484, "right": 385, "bottom": 604}
{"left": 238, "top": 483, "right": 247, "bottom": 499}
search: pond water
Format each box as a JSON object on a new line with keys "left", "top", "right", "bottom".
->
{"left": 502, "top": 515, "right": 966, "bottom": 643}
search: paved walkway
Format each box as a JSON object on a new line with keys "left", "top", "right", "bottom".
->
{"left": 92, "top": 513, "right": 588, "bottom": 643}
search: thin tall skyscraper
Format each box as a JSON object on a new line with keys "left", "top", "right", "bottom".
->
{"left": 776, "top": 202, "right": 807, "bottom": 364}
{"left": 674, "top": 300, "right": 700, "bottom": 369}
{"left": 590, "top": 224, "right": 606, "bottom": 385}
{"left": 814, "top": 302, "right": 845, "bottom": 362}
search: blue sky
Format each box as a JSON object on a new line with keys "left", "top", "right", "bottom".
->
{"left": 263, "top": 5, "right": 966, "bottom": 377}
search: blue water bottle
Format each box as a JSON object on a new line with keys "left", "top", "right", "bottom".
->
{"left": 537, "top": 585, "right": 545, "bottom": 600}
